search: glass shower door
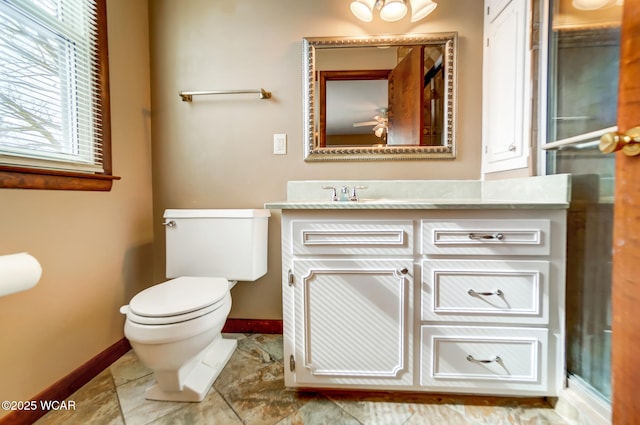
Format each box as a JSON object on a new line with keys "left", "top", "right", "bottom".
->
{"left": 544, "top": 0, "right": 623, "bottom": 402}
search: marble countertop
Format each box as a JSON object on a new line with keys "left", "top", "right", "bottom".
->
{"left": 264, "top": 199, "right": 570, "bottom": 210}
{"left": 264, "top": 174, "right": 571, "bottom": 210}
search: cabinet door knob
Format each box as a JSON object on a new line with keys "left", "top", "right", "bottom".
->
{"left": 394, "top": 267, "right": 409, "bottom": 278}
{"left": 599, "top": 126, "right": 640, "bottom": 156}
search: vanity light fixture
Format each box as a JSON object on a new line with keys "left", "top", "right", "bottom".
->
{"left": 350, "top": 0, "right": 437, "bottom": 23}
{"left": 379, "top": 0, "right": 408, "bottom": 21}
{"left": 571, "top": 0, "right": 622, "bottom": 9}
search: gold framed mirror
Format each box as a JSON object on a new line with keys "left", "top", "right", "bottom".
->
{"left": 303, "top": 32, "right": 457, "bottom": 161}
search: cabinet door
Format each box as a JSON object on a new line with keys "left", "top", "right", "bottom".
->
{"left": 290, "top": 259, "right": 413, "bottom": 388}
{"left": 486, "top": 0, "right": 513, "bottom": 23}
{"left": 482, "top": 0, "right": 530, "bottom": 173}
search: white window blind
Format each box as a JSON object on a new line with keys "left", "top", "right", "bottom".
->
{"left": 0, "top": 0, "right": 103, "bottom": 173}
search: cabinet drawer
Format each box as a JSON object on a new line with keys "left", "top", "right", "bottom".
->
{"left": 292, "top": 220, "right": 413, "bottom": 255}
{"left": 420, "top": 326, "right": 548, "bottom": 394}
{"left": 421, "top": 219, "right": 550, "bottom": 256}
{"left": 421, "top": 260, "right": 548, "bottom": 324}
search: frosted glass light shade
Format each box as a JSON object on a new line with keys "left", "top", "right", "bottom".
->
{"left": 350, "top": 0, "right": 376, "bottom": 22}
{"left": 410, "top": 0, "right": 437, "bottom": 22}
{"left": 572, "top": 0, "right": 611, "bottom": 9}
{"left": 380, "top": 0, "right": 408, "bottom": 21}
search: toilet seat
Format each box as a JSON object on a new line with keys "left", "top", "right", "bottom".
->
{"left": 124, "top": 290, "right": 231, "bottom": 344}
{"left": 124, "top": 276, "right": 229, "bottom": 326}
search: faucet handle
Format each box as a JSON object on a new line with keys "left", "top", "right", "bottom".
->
{"left": 322, "top": 186, "right": 338, "bottom": 201}
{"left": 350, "top": 186, "right": 367, "bottom": 201}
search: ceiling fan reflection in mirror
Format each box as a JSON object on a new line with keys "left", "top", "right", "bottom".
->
{"left": 353, "top": 107, "right": 389, "bottom": 140}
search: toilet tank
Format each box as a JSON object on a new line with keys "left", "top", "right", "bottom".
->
{"left": 163, "top": 209, "right": 270, "bottom": 281}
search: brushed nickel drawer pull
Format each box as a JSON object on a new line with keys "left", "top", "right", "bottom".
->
{"left": 467, "top": 355, "right": 502, "bottom": 364}
{"left": 468, "top": 289, "right": 504, "bottom": 297}
{"left": 468, "top": 232, "right": 504, "bottom": 241}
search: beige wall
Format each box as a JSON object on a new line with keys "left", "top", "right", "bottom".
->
{"left": 0, "top": 0, "right": 153, "bottom": 414}
{"left": 0, "top": 0, "right": 485, "bottom": 408}
{"left": 148, "top": 0, "right": 485, "bottom": 319}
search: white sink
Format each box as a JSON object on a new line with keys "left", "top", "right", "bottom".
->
{"left": 355, "top": 198, "right": 415, "bottom": 203}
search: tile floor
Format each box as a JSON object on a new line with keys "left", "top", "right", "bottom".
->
{"left": 35, "top": 334, "right": 568, "bottom": 425}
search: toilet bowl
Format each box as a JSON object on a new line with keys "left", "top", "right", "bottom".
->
{"left": 121, "top": 277, "right": 235, "bottom": 402}
{"left": 120, "top": 209, "right": 270, "bottom": 403}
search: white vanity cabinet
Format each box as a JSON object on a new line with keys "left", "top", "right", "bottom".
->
{"left": 482, "top": 0, "right": 531, "bottom": 173}
{"left": 279, "top": 207, "right": 567, "bottom": 397}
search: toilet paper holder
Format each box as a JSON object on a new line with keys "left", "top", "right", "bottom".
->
{"left": 0, "top": 252, "right": 42, "bottom": 297}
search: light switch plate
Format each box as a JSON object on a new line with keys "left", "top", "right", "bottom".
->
{"left": 273, "top": 133, "right": 287, "bottom": 155}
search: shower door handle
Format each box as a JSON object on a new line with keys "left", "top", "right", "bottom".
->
{"left": 599, "top": 126, "right": 640, "bottom": 156}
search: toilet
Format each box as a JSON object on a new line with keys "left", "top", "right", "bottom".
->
{"left": 120, "top": 209, "right": 270, "bottom": 402}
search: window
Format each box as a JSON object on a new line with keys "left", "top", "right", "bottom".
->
{"left": 0, "top": 0, "right": 116, "bottom": 190}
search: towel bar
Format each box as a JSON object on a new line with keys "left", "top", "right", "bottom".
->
{"left": 179, "top": 88, "right": 271, "bottom": 101}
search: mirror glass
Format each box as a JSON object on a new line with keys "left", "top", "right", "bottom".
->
{"left": 303, "top": 33, "right": 457, "bottom": 161}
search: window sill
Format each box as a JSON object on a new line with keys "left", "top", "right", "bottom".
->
{"left": 0, "top": 165, "right": 121, "bottom": 191}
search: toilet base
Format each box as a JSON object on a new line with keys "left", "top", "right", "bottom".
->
{"left": 145, "top": 336, "right": 237, "bottom": 402}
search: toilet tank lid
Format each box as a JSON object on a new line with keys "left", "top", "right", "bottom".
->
{"left": 163, "top": 209, "right": 270, "bottom": 219}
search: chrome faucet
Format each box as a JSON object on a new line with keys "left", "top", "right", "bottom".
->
{"left": 322, "top": 185, "right": 367, "bottom": 201}
{"left": 349, "top": 186, "right": 367, "bottom": 201}
{"left": 340, "top": 186, "right": 350, "bottom": 202}
{"left": 322, "top": 186, "right": 338, "bottom": 201}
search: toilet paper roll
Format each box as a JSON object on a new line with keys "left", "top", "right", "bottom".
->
{"left": 0, "top": 253, "right": 42, "bottom": 297}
